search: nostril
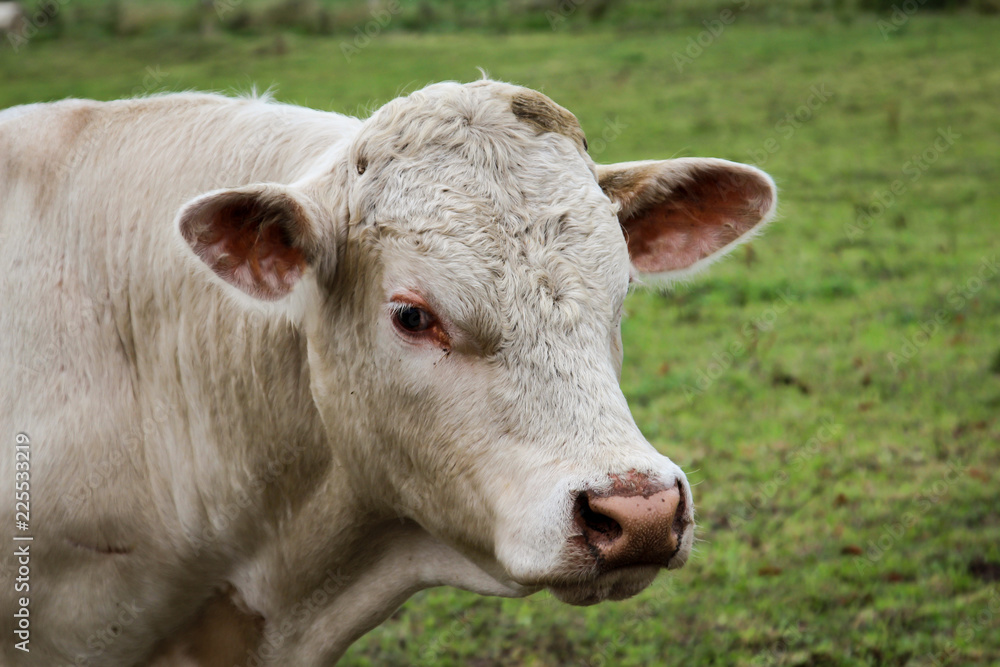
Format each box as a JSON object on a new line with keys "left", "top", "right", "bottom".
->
{"left": 575, "top": 493, "right": 622, "bottom": 546}
{"left": 671, "top": 481, "right": 688, "bottom": 538}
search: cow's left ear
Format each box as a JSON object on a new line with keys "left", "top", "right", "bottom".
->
{"left": 177, "top": 183, "right": 322, "bottom": 301}
{"left": 597, "top": 158, "right": 777, "bottom": 283}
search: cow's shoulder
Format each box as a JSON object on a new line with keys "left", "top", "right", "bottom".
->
{"left": 1, "top": 98, "right": 101, "bottom": 178}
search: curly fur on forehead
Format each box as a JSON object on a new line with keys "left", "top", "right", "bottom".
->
{"left": 349, "top": 80, "right": 589, "bottom": 182}
{"left": 345, "top": 80, "right": 628, "bottom": 352}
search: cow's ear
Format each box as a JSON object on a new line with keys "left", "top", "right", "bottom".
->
{"left": 177, "top": 183, "right": 322, "bottom": 301}
{"left": 597, "top": 158, "right": 777, "bottom": 283}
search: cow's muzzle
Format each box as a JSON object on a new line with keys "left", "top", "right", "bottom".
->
{"left": 573, "top": 476, "right": 689, "bottom": 572}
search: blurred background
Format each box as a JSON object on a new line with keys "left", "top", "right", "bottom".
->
{"left": 2, "top": 0, "right": 998, "bottom": 664}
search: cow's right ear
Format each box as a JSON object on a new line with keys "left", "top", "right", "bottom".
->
{"left": 597, "top": 158, "right": 777, "bottom": 284}
{"left": 177, "top": 183, "right": 322, "bottom": 302}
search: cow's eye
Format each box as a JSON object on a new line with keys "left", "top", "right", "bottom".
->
{"left": 394, "top": 305, "right": 433, "bottom": 333}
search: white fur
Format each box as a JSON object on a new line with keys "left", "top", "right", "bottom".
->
{"left": 0, "top": 81, "right": 769, "bottom": 665}
{"left": 0, "top": 2, "right": 22, "bottom": 32}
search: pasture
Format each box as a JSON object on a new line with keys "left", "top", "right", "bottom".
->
{"left": 2, "top": 9, "right": 998, "bottom": 666}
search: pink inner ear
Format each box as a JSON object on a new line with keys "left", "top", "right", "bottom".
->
{"left": 622, "top": 168, "right": 772, "bottom": 274}
{"left": 188, "top": 199, "right": 307, "bottom": 301}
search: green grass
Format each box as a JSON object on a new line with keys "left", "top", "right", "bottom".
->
{"left": 19, "top": 0, "right": 997, "bottom": 40}
{"left": 3, "top": 14, "right": 999, "bottom": 666}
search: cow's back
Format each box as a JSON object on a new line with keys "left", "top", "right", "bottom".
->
{"left": 0, "top": 92, "right": 355, "bottom": 426}
{"left": 0, "top": 93, "right": 356, "bottom": 665}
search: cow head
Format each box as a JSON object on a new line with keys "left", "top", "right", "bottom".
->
{"left": 177, "top": 81, "right": 776, "bottom": 606}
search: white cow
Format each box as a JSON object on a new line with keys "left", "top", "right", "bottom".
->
{"left": 0, "top": 80, "right": 776, "bottom": 665}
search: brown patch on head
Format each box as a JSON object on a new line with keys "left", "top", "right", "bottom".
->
{"left": 597, "top": 164, "right": 660, "bottom": 212}
{"left": 511, "top": 90, "right": 588, "bottom": 152}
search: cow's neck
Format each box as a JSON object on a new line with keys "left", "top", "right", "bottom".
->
{"left": 136, "top": 285, "right": 521, "bottom": 662}
{"left": 111, "top": 104, "right": 522, "bottom": 661}
{"left": 226, "top": 519, "right": 529, "bottom": 664}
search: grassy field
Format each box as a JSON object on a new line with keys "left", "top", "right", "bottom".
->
{"left": 15, "top": 0, "right": 996, "bottom": 39}
{"left": 3, "top": 11, "right": 999, "bottom": 667}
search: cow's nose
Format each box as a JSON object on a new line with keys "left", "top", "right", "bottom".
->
{"left": 575, "top": 480, "right": 687, "bottom": 570}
